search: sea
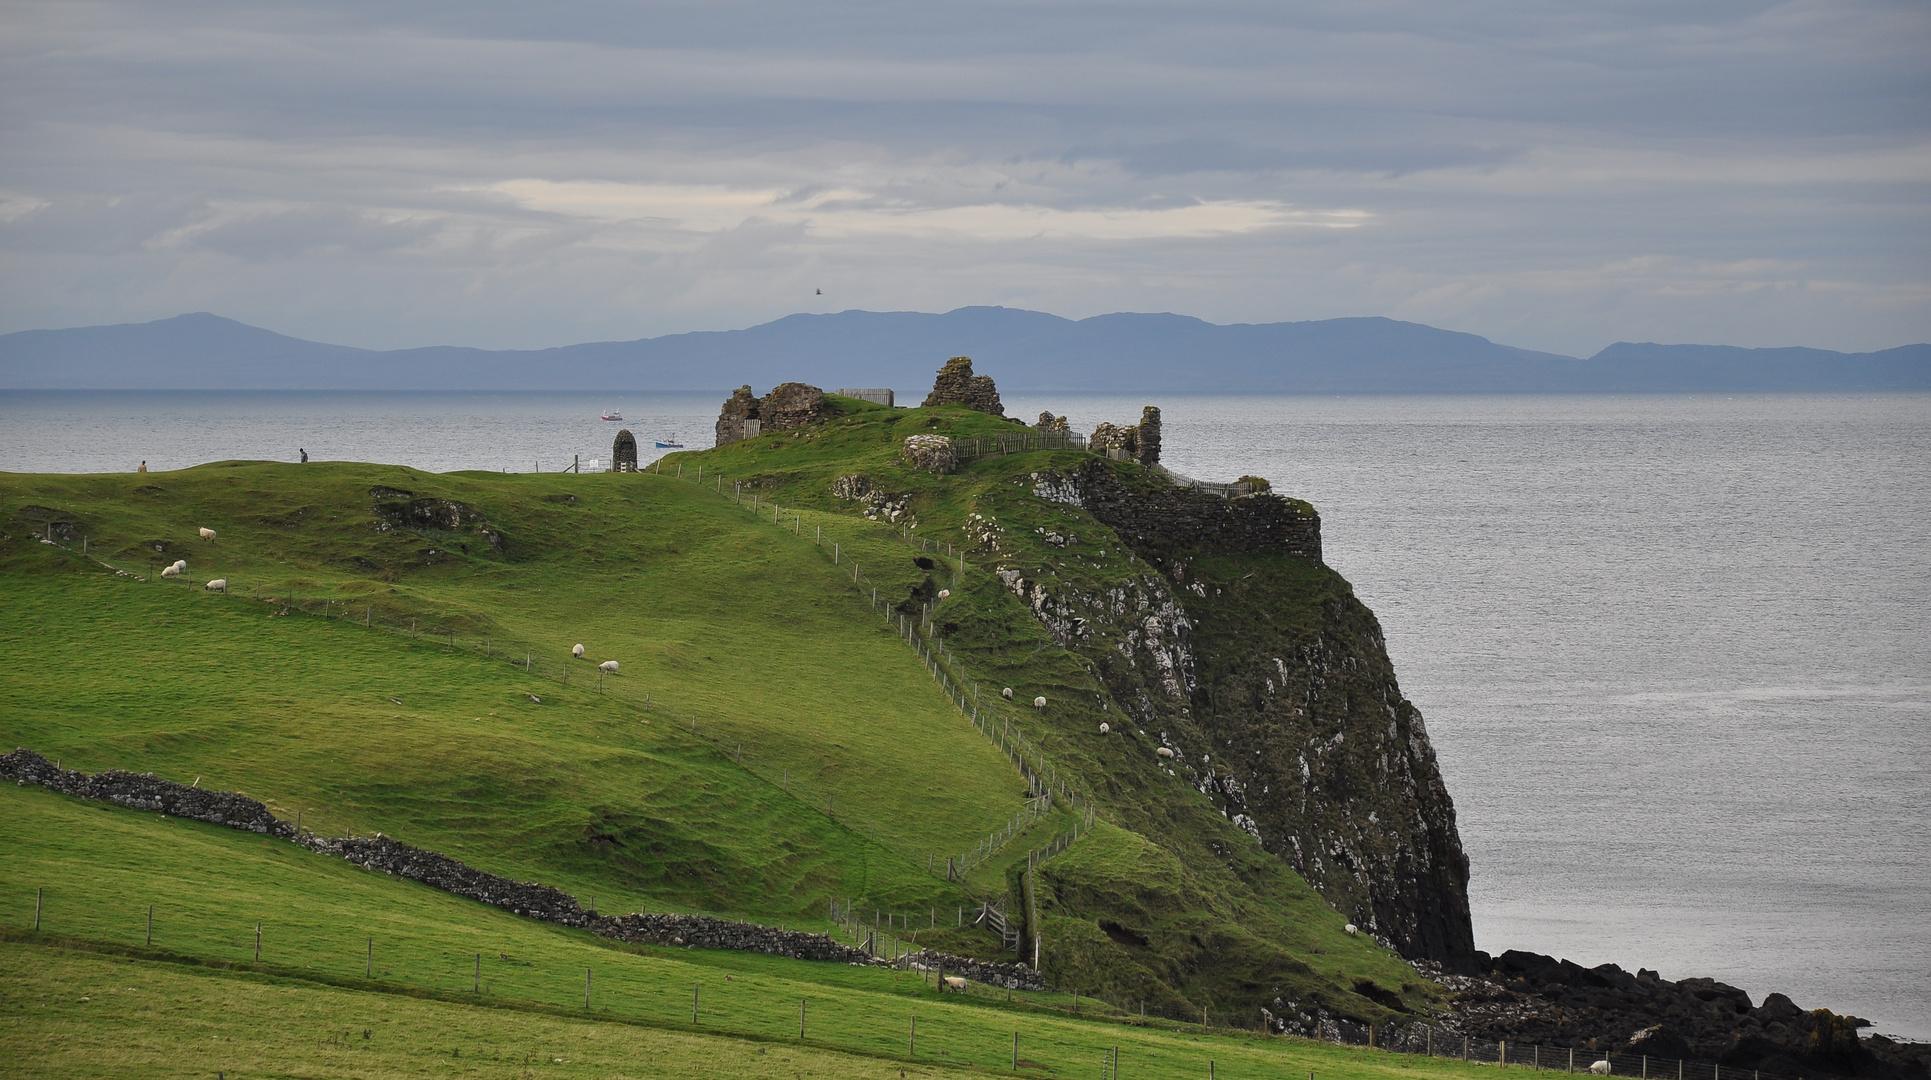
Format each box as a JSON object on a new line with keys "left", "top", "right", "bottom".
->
{"left": 4, "top": 389, "right": 1928, "bottom": 1039}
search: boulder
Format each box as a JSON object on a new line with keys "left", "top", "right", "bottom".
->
{"left": 900, "top": 434, "right": 958, "bottom": 474}
{"left": 1625, "top": 1024, "right": 1695, "bottom": 1060}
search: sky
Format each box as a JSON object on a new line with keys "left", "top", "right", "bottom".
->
{"left": 1, "top": 1, "right": 1927, "bottom": 357}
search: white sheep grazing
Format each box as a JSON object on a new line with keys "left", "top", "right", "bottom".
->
{"left": 172, "top": 559, "right": 187, "bottom": 572}
{"left": 1589, "top": 1061, "right": 1612, "bottom": 1076}
{"left": 1156, "top": 746, "right": 1174, "bottom": 759}
{"left": 598, "top": 660, "right": 619, "bottom": 674}
{"left": 942, "top": 976, "right": 967, "bottom": 991}
{"left": 1344, "top": 923, "right": 1359, "bottom": 935}
{"left": 572, "top": 643, "right": 585, "bottom": 658}
{"left": 1001, "top": 687, "right": 1013, "bottom": 699}
{"left": 204, "top": 578, "right": 227, "bottom": 591}
{"left": 1033, "top": 696, "right": 1047, "bottom": 708}
{"left": 160, "top": 566, "right": 178, "bottom": 578}
{"left": 198, "top": 527, "right": 216, "bottom": 541}
{"left": 937, "top": 589, "right": 950, "bottom": 599}
{"left": 1099, "top": 722, "right": 1110, "bottom": 734}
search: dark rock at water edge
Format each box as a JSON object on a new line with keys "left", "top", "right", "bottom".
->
{"left": 1421, "top": 950, "right": 1931, "bottom": 1080}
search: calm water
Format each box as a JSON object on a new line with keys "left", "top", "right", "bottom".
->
{"left": 5, "top": 390, "right": 1928, "bottom": 1039}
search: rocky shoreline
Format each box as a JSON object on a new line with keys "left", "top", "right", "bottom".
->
{"left": 1420, "top": 952, "right": 1929, "bottom": 1080}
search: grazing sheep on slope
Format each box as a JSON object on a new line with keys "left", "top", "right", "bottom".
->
{"left": 1155, "top": 746, "right": 1174, "bottom": 759}
{"left": 1590, "top": 1062, "right": 1612, "bottom": 1076}
{"left": 572, "top": 643, "right": 585, "bottom": 658}
{"left": 1033, "top": 696, "right": 1046, "bottom": 708}
{"left": 204, "top": 578, "right": 227, "bottom": 591}
{"left": 198, "top": 527, "right": 216, "bottom": 541}
{"left": 1099, "top": 722, "right": 1110, "bottom": 734}
{"left": 942, "top": 976, "right": 967, "bottom": 991}
{"left": 598, "top": 660, "right": 618, "bottom": 674}
{"left": 1001, "top": 687, "right": 1013, "bottom": 699}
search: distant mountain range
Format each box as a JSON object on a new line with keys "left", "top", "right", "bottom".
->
{"left": 2, "top": 308, "right": 1925, "bottom": 393}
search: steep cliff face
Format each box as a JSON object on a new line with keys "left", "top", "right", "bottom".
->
{"left": 1008, "top": 459, "right": 1475, "bottom": 965}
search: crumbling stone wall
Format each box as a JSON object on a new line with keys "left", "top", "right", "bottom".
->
{"left": 760, "top": 382, "right": 826, "bottom": 430}
{"left": 1036, "top": 458, "right": 1321, "bottom": 568}
{"left": 900, "top": 434, "right": 959, "bottom": 474}
{"left": 907, "top": 950, "right": 1050, "bottom": 992}
{"left": 1035, "top": 412, "right": 1070, "bottom": 433}
{"left": 1087, "top": 407, "right": 1162, "bottom": 468}
{"left": 1, "top": 749, "right": 297, "bottom": 838}
{"left": 715, "top": 385, "right": 761, "bottom": 447}
{"left": 922, "top": 357, "right": 1004, "bottom": 416}
{"left": 0, "top": 749, "right": 955, "bottom": 972}
{"left": 715, "top": 383, "right": 828, "bottom": 446}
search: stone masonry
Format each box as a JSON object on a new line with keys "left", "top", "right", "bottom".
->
{"left": 922, "top": 357, "right": 1004, "bottom": 416}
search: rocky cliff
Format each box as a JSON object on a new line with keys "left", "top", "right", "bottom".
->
{"left": 994, "top": 456, "right": 1475, "bottom": 965}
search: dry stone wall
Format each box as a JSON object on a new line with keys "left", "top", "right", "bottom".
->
{"left": 0, "top": 749, "right": 945, "bottom": 972}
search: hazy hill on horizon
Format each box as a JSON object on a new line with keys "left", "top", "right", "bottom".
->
{"left": 2, "top": 307, "right": 1926, "bottom": 393}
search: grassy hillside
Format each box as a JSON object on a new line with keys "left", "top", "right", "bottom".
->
{"left": 4, "top": 782, "right": 1500, "bottom": 1078}
{"left": 1, "top": 393, "right": 1440, "bottom": 1036}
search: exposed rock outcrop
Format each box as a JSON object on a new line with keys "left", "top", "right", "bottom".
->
{"left": 1002, "top": 460, "right": 1473, "bottom": 966}
{"left": 922, "top": 357, "right": 1004, "bottom": 416}
{"left": 900, "top": 434, "right": 959, "bottom": 474}
{"left": 1420, "top": 950, "right": 1930, "bottom": 1080}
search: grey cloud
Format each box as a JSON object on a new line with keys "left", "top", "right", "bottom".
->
{"left": 0, "top": 0, "right": 1925, "bottom": 354}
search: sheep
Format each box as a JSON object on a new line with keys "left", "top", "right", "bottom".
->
{"left": 942, "top": 976, "right": 967, "bottom": 991}
{"left": 1001, "top": 687, "right": 1013, "bottom": 699}
{"left": 198, "top": 527, "right": 216, "bottom": 541}
{"left": 572, "top": 643, "right": 585, "bottom": 658}
{"left": 204, "top": 578, "right": 227, "bottom": 592}
{"left": 937, "top": 589, "right": 950, "bottom": 599}
{"left": 1033, "top": 696, "right": 1046, "bottom": 708}
{"left": 1344, "top": 923, "right": 1358, "bottom": 935}
{"left": 1155, "top": 746, "right": 1174, "bottom": 759}
{"left": 1099, "top": 722, "right": 1110, "bottom": 734}
{"left": 1589, "top": 1062, "right": 1612, "bottom": 1076}
{"left": 160, "top": 565, "right": 180, "bottom": 578}
{"left": 598, "top": 660, "right": 619, "bottom": 674}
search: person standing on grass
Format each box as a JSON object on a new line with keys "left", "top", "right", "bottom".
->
{"left": 300, "top": 448, "right": 308, "bottom": 463}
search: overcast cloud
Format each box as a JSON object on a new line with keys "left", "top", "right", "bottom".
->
{"left": 1, "top": 0, "right": 1926, "bottom": 355}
